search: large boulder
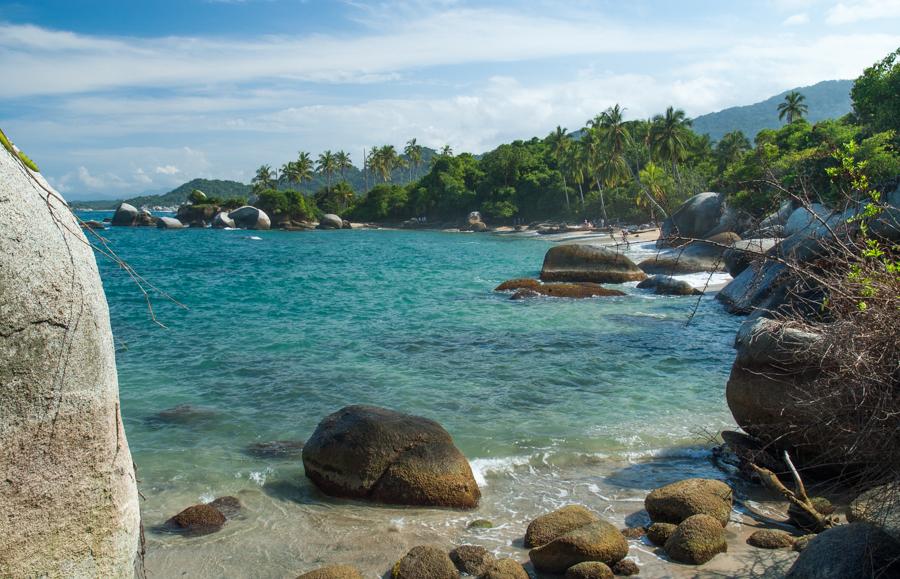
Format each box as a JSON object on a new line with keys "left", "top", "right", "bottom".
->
{"left": 723, "top": 238, "right": 779, "bottom": 277}
{"left": 296, "top": 565, "right": 364, "bottom": 579}
{"left": 212, "top": 211, "right": 236, "bottom": 228}
{"left": 638, "top": 239, "right": 730, "bottom": 274}
{"left": 391, "top": 545, "right": 457, "bottom": 579}
{"left": 302, "top": 405, "right": 480, "bottom": 508}
{"left": 525, "top": 505, "right": 601, "bottom": 548}
{"left": 663, "top": 514, "right": 727, "bottom": 565}
{"left": 716, "top": 259, "right": 788, "bottom": 315}
{"left": 659, "top": 192, "right": 725, "bottom": 244}
{"left": 541, "top": 244, "right": 646, "bottom": 284}
{"left": 228, "top": 205, "right": 271, "bottom": 230}
{"left": 636, "top": 275, "right": 702, "bottom": 296}
{"left": 111, "top": 202, "right": 139, "bottom": 226}
{"left": 318, "top": 214, "right": 344, "bottom": 230}
{"left": 157, "top": 216, "right": 185, "bottom": 229}
{"left": 176, "top": 203, "right": 218, "bottom": 227}
{"left": 786, "top": 523, "right": 900, "bottom": 579}
{"left": 848, "top": 484, "right": 900, "bottom": 543}
{"left": 449, "top": 544, "right": 495, "bottom": 576}
{"left": 0, "top": 147, "right": 140, "bottom": 575}
{"left": 647, "top": 522, "right": 677, "bottom": 546}
{"left": 528, "top": 521, "right": 628, "bottom": 573}
{"left": 644, "top": 478, "right": 733, "bottom": 527}
{"left": 783, "top": 203, "right": 833, "bottom": 237}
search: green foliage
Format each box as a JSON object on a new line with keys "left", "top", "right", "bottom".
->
{"left": 314, "top": 182, "right": 355, "bottom": 215}
{"left": 188, "top": 189, "right": 207, "bottom": 204}
{"left": 348, "top": 183, "right": 409, "bottom": 222}
{"left": 255, "top": 188, "right": 317, "bottom": 222}
{"left": 0, "top": 127, "right": 39, "bottom": 172}
{"left": 851, "top": 47, "right": 900, "bottom": 135}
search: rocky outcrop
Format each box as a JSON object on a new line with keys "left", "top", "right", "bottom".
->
{"left": 157, "top": 216, "right": 185, "bottom": 229}
{"left": 637, "top": 275, "right": 702, "bottom": 295}
{"left": 541, "top": 244, "right": 646, "bottom": 284}
{"left": 495, "top": 278, "right": 542, "bottom": 292}
{"left": 0, "top": 147, "right": 140, "bottom": 575}
{"left": 302, "top": 405, "right": 480, "bottom": 508}
{"left": 659, "top": 192, "right": 734, "bottom": 245}
{"left": 176, "top": 203, "right": 218, "bottom": 227}
{"left": 391, "top": 545, "right": 457, "bottom": 579}
{"left": 528, "top": 521, "right": 628, "bottom": 573}
{"left": 228, "top": 205, "right": 271, "bottom": 230}
{"left": 644, "top": 478, "right": 733, "bottom": 527}
{"left": 296, "top": 565, "right": 364, "bottom": 579}
{"left": 785, "top": 523, "right": 900, "bottom": 579}
{"left": 525, "top": 505, "right": 601, "bottom": 548}
{"left": 663, "top": 514, "right": 727, "bottom": 564}
{"left": 722, "top": 238, "right": 779, "bottom": 277}
{"left": 318, "top": 214, "right": 344, "bottom": 230}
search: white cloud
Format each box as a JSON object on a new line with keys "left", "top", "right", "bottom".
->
{"left": 827, "top": 0, "right": 900, "bottom": 24}
{"left": 783, "top": 12, "right": 811, "bottom": 25}
{"left": 155, "top": 165, "right": 180, "bottom": 175}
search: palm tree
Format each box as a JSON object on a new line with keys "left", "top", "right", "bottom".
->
{"left": 440, "top": 144, "right": 453, "bottom": 157}
{"left": 715, "top": 131, "right": 751, "bottom": 170}
{"left": 317, "top": 150, "right": 337, "bottom": 188}
{"left": 372, "top": 145, "right": 401, "bottom": 182}
{"left": 649, "top": 106, "right": 692, "bottom": 183}
{"left": 582, "top": 127, "right": 609, "bottom": 224}
{"left": 404, "top": 138, "right": 423, "bottom": 182}
{"left": 335, "top": 150, "right": 353, "bottom": 182}
{"left": 295, "top": 151, "right": 314, "bottom": 186}
{"left": 778, "top": 91, "right": 808, "bottom": 124}
{"left": 281, "top": 161, "right": 299, "bottom": 189}
{"left": 637, "top": 161, "right": 670, "bottom": 223}
{"left": 252, "top": 164, "right": 274, "bottom": 192}
{"left": 546, "top": 125, "right": 571, "bottom": 209}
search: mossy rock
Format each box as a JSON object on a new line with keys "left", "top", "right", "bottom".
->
{"left": 391, "top": 545, "right": 457, "bottom": 579}
{"left": 792, "top": 534, "right": 816, "bottom": 552}
{"left": 529, "top": 520, "right": 628, "bottom": 573}
{"left": 646, "top": 522, "right": 677, "bottom": 546}
{"left": 620, "top": 526, "right": 646, "bottom": 540}
{"left": 296, "top": 564, "right": 363, "bottom": 579}
{"left": 611, "top": 558, "right": 640, "bottom": 576}
{"left": 525, "top": 505, "right": 600, "bottom": 548}
{"left": 467, "top": 519, "right": 494, "bottom": 529}
{"left": 481, "top": 558, "right": 529, "bottom": 579}
{"left": 565, "top": 560, "right": 614, "bottom": 579}
{"left": 663, "top": 514, "right": 727, "bottom": 565}
{"left": 165, "top": 504, "right": 226, "bottom": 536}
{"left": 511, "top": 283, "right": 626, "bottom": 300}
{"left": 495, "top": 278, "right": 541, "bottom": 291}
{"left": 747, "top": 529, "right": 795, "bottom": 549}
{"left": 449, "top": 544, "right": 495, "bottom": 576}
{"left": 208, "top": 496, "right": 241, "bottom": 519}
{"left": 645, "top": 478, "right": 733, "bottom": 527}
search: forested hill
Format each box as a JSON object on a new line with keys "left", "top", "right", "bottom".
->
{"left": 74, "top": 178, "right": 251, "bottom": 210}
{"left": 692, "top": 79, "right": 853, "bottom": 142}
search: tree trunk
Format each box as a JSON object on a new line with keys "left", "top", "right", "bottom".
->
{"left": 562, "top": 174, "right": 570, "bottom": 210}
{"left": 594, "top": 176, "right": 608, "bottom": 224}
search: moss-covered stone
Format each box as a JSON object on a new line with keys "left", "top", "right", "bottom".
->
{"left": 449, "top": 544, "right": 495, "bottom": 576}
{"left": 166, "top": 504, "right": 226, "bottom": 535}
{"left": 646, "top": 522, "right": 677, "bottom": 546}
{"left": 611, "top": 558, "right": 640, "bottom": 576}
{"left": 529, "top": 520, "right": 629, "bottom": 573}
{"left": 495, "top": 278, "right": 541, "bottom": 291}
{"left": 565, "top": 560, "right": 614, "bottom": 579}
{"left": 620, "top": 526, "right": 646, "bottom": 540}
{"left": 645, "top": 478, "right": 733, "bottom": 527}
{"left": 481, "top": 558, "right": 529, "bottom": 579}
{"left": 511, "top": 283, "right": 626, "bottom": 300}
{"left": 663, "top": 514, "right": 727, "bottom": 565}
{"left": 525, "top": 505, "right": 600, "bottom": 548}
{"left": 747, "top": 529, "right": 795, "bottom": 549}
{"left": 391, "top": 545, "right": 457, "bottom": 579}
{"left": 792, "top": 534, "right": 815, "bottom": 552}
{"left": 467, "top": 519, "right": 494, "bottom": 529}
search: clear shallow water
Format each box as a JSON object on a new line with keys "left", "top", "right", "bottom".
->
{"left": 83, "top": 216, "right": 745, "bottom": 577}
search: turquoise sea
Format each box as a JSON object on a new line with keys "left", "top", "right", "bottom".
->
{"left": 82, "top": 213, "right": 743, "bottom": 578}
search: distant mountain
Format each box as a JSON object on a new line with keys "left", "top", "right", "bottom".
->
{"left": 692, "top": 79, "right": 854, "bottom": 142}
{"left": 73, "top": 178, "right": 253, "bottom": 210}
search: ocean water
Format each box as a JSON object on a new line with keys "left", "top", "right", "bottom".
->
{"left": 83, "top": 215, "right": 746, "bottom": 578}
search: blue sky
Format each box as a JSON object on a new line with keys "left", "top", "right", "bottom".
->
{"left": 1, "top": 0, "right": 899, "bottom": 199}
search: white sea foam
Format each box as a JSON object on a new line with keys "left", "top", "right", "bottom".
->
{"left": 469, "top": 455, "right": 534, "bottom": 487}
{"left": 670, "top": 271, "right": 733, "bottom": 288}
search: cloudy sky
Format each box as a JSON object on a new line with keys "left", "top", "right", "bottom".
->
{"left": 1, "top": 0, "right": 899, "bottom": 199}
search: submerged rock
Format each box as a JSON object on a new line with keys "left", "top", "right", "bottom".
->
{"left": 644, "top": 478, "right": 733, "bottom": 527}
{"left": 467, "top": 519, "right": 494, "bottom": 529}
{"left": 209, "top": 496, "right": 242, "bottom": 519}
{"left": 541, "top": 244, "right": 647, "bottom": 284}
{"left": 565, "top": 561, "right": 614, "bottom": 579}
{"left": 511, "top": 283, "right": 626, "bottom": 300}
{"left": 663, "top": 514, "right": 727, "bottom": 565}
{"left": 525, "top": 505, "right": 601, "bottom": 548}
{"left": 302, "top": 405, "right": 480, "bottom": 508}
{"left": 747, "top": 529, "right": 795, "bottom": 549}
{"left": 146, "top": 404, "right": 218, "bottom": 427}
{"left": 495, "top": 278, "right": 541, "bottom": 291}
{"left": 636, "top": 275, "right": 701, "bottom": 296}
{"left": 529, "top": 520, "right": 628, "bottom": 573}
{"left": 786, "top": 523, "right": 900, "bottom": 579}
{"left": 296, "top": 565, "right": 363, "bottom": 579}
{"left": 391, "top": 545, "right": 457, "bottom": 579}
{"left": 244, "top": 439, "right": 306, "bottom": 459}
{"left": 165, "top": 504, "right": 226, "bottom": 535}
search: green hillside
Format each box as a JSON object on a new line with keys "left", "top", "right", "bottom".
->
{"left": 73, "top": 178, "right": 252, "bottom": 210}
{"left": 692, "top": 79, "right": 853, "bottom": 142}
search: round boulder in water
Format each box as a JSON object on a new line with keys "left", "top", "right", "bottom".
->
{"left": 156, "top": 216, "right": 184, "bottom": 229}
{"left": 525, "top": 505, "right": 601, "bottom": 548}
{"left": 228, "top": 205, "right": 271, "bottom": 230}
{"left": 302, "top": 405, "right": 481, "bottom": 508}
{"left": 318, "top": 214, "right": 344, "bottom": 229}
{"left": 111, "top": 202, "right": 139, "bottom": 226}
{"left": 540, "top": 244, "right": 646, "bottom": 284}
{"left": 528, "top": 520, "right": 628, "bottom": 573}
{"left": 663, "top": 514, "right": 727, "bottom": 564}
{"left": 165, "top": 504, "right": 226, "bottom": 536}
{"left": 645, "top": 478, "right": 733, "bottom": 527}
{"left": 212, "top": 211, "right": 235, "bottom": 228}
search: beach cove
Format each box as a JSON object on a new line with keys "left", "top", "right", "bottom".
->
{"left": 85, "top": 220, "right": 775, "bottom": 577}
